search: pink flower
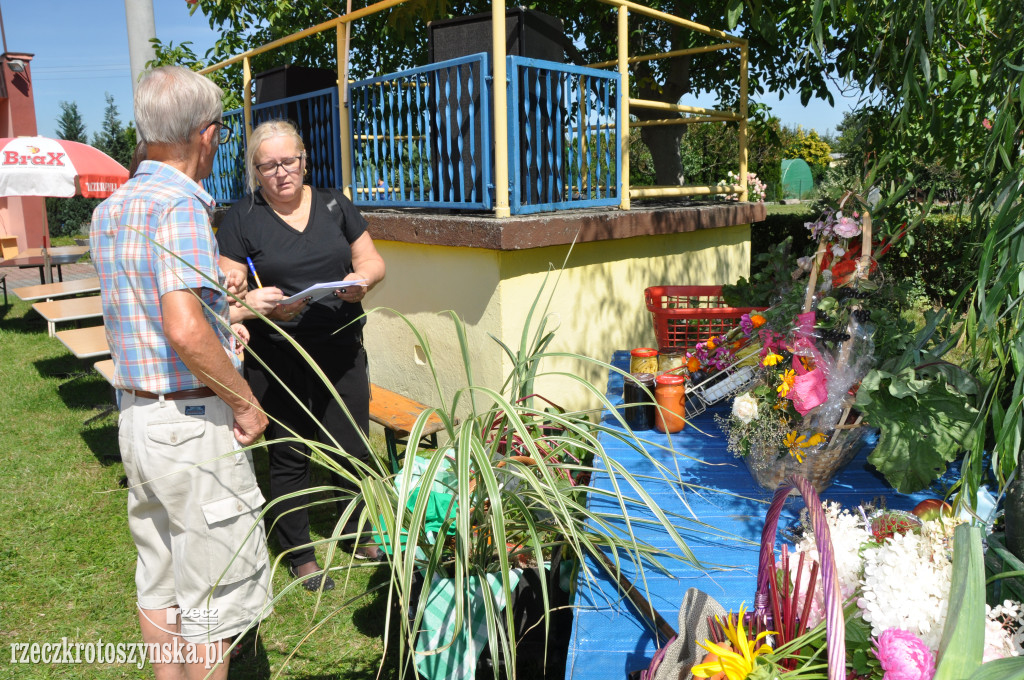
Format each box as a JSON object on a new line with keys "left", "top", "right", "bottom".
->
{"left": 873, "top": 629, "right": 936, "bottom": 680}
{"left": 833, "top": 215, "right": 862, "bottom": 238}
{"left": 983, "top": 118, "right": 993, "bottom": 130}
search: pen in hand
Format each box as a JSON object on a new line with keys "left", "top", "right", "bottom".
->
{"left": 246, "top": 257, "right": 264, "bottom": 288}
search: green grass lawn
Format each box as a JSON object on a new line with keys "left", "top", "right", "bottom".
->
{"left": 764, "top": 202, "right": 814, "bottom": 216}
{"left": 0, "top": 292, "right": 399, "bottom": 680}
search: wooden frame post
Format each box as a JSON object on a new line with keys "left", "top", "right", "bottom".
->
{"left": 337, "top": 22, "right": 354, "bottom": 198}
{"left": 618, "top": 4, "right": 630, "bottom": 210}
{"left": 738, "top": 43, "right": 749, "bottom": 202}
{"left": 242, "top": 56, "right": 253, "bottom": 142}
{"left": 492, "top": 0, "right": 510, "bottom": 217}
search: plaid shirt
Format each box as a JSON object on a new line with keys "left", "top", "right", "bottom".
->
{"left": 90, "top": 160, "right": 238, "bottom": 393}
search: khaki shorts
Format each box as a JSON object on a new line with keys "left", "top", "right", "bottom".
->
{"left": 119, "top": 391, "right": 272, "bottom": 643}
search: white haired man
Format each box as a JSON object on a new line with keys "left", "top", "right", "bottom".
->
{"left": 91, "top": 65, "right": 271, "bottom": 679}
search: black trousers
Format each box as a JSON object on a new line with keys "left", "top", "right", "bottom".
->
{"left": 245, "top": 331, "right": 371, "bottom": 569}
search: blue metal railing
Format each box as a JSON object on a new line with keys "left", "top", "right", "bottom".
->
{"left": 348, "top": 53, "right": 493, "bottom": 210}
{"left": 208, "top": 109, "right": 246, "bottom": 204}
{"left": 208, "top": 55, "right": 620, "bottom": 216}
{"left": 208, "top": 88, "right": 341, "bottom": 205}
{"left": 507, "top": 56, "right": 620, "bottom": 214}
{"left": 251, "top": 87, "right": 342, "bottom": 192}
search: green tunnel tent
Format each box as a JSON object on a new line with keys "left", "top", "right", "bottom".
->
{"left": 781, "top": 158, "right": 814, "bottom": 199}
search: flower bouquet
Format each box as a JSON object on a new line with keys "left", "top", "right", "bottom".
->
{"left": 688, "top": 476, "right": 1023, "bottom": 680}
{"left": 717, "top": 197, "right": 883, "bottom": 492}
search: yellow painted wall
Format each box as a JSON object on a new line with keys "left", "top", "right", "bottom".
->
{"left": 363, "top": 224, "right": 751, "bottom": 415}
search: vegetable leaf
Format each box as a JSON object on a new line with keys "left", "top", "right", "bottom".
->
{"left": 856, "top": 368, "right": 978, "bottom": 493}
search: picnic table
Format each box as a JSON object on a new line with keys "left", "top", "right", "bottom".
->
{"left": 54, "top": 325, "right": 109, "bottom": 360}
{"left": 14, "top": 276, "right": 101, "bottom": 302}
{"left": 0, "top": 246, "right": 88, "bottom": 284}
{"left": 32, "top": 295, "right": 102, "bottom": 336}
{"left": 563, "top": 351, "right": 944, "bottom": 680}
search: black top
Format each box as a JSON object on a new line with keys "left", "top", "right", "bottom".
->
{"left": 216, "top": 187, "right": 368, "bottom": 342}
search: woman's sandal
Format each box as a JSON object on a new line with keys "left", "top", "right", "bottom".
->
{"left": 289, "top": 563, "right": 335, "bottom": 592}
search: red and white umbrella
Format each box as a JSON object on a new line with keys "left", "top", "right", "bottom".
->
{"left": 0, "top": 136, "right": 129, "bottom": 199}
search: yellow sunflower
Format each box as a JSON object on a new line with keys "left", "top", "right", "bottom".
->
{"left": 691, "top": 604, "right": 775, "bottom": 680}
{"left": 776, "top": 369, "right": 795, "bottom": 397}
{"left": 783, "top": 431, "right": 828, "bottom": 463}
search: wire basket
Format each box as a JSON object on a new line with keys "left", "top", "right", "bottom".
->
{"left": 755, "top": 475, "right": 847, "bottom": 680}
{"left": 644, "top": 285, "right": 765, "bottom": 351}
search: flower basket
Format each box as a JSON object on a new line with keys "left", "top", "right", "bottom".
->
{"left": 755, "top": 475, "right": 847, "bottom": 680}
{"left": 744, "top": 424, "right": 871, "bottom": 494}
{"left": 720, "top": 206, "right": 879, "bottom": 494}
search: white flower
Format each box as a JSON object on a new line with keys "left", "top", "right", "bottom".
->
{"left": 831, "top": 244, "right": 846, "bottom": 257}
{"left": 788, "top": 503, "right": 872, "bottom": 627}
{"left": 857, "top": 523, "right": 953, "bottom": 650}
{"left": 732, "top": 392, "right": 759, "bottom": 424}
{"left": 985, "top": 601, "right": 1024, "bottom": 660}
{"left": 784, "top": 504, "right": 1023, "bottom": 659}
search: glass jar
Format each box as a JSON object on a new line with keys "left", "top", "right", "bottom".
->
{"left": 654, "top": 373, "right": 686, "bottom": 433}
{"left": 657, "top": 347, "right": 686, "bottom": 374}
{"left": 629, "top": 347, "right": 659, "bottom": 374}
{"left": 622, "top": 372, "right": 656, "bottom": 431}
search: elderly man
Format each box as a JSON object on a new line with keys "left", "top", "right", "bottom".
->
{"left": 91, "top": 66, "right": 271, "bottom": 679}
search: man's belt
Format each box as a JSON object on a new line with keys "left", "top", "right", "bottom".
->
{"left": 127, "top": 386, "right": 216, "bottom": 401}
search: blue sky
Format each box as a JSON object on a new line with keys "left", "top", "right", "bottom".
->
{"left": 3, "top": 0, "right": 216, "bottom": 140}
{"left": 4, "top": 0, "right": 858, "bottom": 141}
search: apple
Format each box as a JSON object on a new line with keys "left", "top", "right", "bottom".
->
{"left": 911, "top": 498, "right": 952, "bottom": 521}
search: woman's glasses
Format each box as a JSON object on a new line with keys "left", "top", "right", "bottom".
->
{"left": 255, "top": 155, "right": 304, "bottom": 177}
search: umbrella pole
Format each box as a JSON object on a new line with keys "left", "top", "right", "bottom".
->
{"left": 41, "top": 230, "right": 53, "bottom": 284}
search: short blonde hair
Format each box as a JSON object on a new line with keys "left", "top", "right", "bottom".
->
{"left": 245, "top": 120, "right": 306, "bottom": 194}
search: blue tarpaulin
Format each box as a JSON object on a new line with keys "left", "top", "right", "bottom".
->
{"left": 564, "top": 352, "right": 945, "bottom": 680}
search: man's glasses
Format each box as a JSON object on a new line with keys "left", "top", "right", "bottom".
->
{"left": 255, "top": 155, "right": 304, "bottom": 177}
{"left": 203, "top": 121, "right": 233, "bottom": 145}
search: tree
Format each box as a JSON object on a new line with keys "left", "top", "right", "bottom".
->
{"left": 798, "top": 0, "right": 1024, "bottom": 506}
{"left": 92, "top": 93, "right": 135, "bottom": 169}
{"left": 54, "top": 101, "right": 88, "bottom": 143}
{"left": 674, "top": 117, "right": 785, "bottom": 192}
{"left": 46, "top": 101, "right": 98, "bottom": 238}
{"left": 161, "top": 0, "right": 844, "bottom": 186}
{"left": 782, "top": 127, "right": 831, "bottom": 167}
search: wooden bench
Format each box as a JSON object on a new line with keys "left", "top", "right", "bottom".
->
{"left": 55, "top": 325, "right": 110, "bottom": 360}
{"left": 14, "top": 276, "right": 100, "bottom": 302}
{"left": 32, "top": 295, "right": 102, "bottom": 337}
{"left": 93, "top": 358, "right": 115, "bottom": 384}
{"left": 369, "top": 383, "right": 450, "bottom": 473}
{"left": 86, "top": 359, "right": 118, "bottom": 425}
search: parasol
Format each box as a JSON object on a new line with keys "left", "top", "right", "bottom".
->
{"left": 0, "top": 136, "right": 128, "bottom": 199}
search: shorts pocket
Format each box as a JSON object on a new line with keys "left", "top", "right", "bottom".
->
{"left": 146, "top": 420, "right": 206, "bottom": 447}
{"left": 199, "top": 485, "right": 269, "bottom": 586}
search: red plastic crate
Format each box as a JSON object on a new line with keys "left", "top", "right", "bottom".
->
{"left": 644, "top": 285, "right": 765, "bottom": 351}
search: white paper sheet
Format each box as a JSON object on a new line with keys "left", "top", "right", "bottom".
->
{"left": 278, "top": 279, "right": 367, "bottom": 305}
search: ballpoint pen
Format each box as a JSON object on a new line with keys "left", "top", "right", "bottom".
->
{"left": 245, "top": 256, "right": 264, "bottom": 288}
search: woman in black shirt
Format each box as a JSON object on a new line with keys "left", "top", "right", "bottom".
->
{"left": 217, "top": 120, "right": 386, "bottom": 592}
